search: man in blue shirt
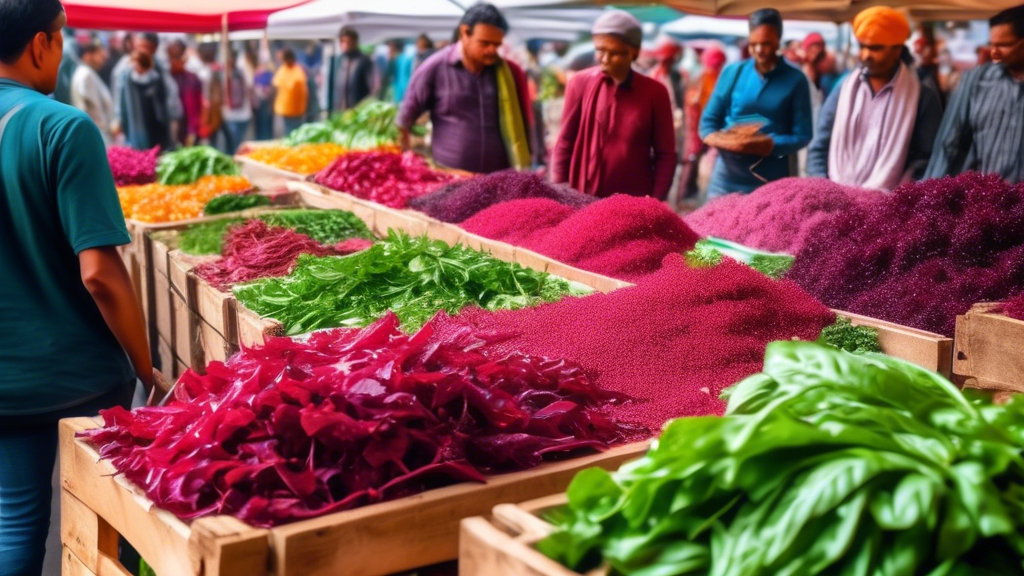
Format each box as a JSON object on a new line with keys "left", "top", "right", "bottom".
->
{"left": 699, "top": 9, "right": 813, "bottom": 196}
{"left": 0, "top": 1, "right": 156, "bottom": 573}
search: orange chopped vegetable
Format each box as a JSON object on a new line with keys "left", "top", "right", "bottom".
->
{"left": 118, "top": 175, "right": 253, "bottom": 223}
{"left": 244, "top": 143, "right": 353, "bottom": 175}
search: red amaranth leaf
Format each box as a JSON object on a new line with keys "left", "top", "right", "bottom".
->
{"left": 78, "top": 312, "right": 635, "bottom": 527}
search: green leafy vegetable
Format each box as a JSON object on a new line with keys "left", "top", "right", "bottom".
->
{"left": 285, "top": 100, "right": 420, "bottom": 149}
{"left": 203, "top": 193, "right": 272, "bottom": 215}
{"left": 178, "top": 210, "right": 374, "bottom": 255}
{"left": 748, "top": 253, "right": 795, "bottom": 279}
{"left": 156, "top": 146, "right": 240, "bottom": 185}
{"left": 819, "top": 315, "right": 882, "bottom": 354}
{"left": 539, "top": 341, "right": 1024, "bottom": 576}
{"left": 684, "top": 242, "right": 723, "bottom": 268}
{"left": 234, "top": 231, "right": 587, "bottom": 334}
{"left": 139, "top": 559, "right": 156, "bottom": 576}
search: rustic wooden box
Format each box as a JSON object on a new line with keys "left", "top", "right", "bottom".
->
{"left": 954, "top": 303, "right": 1024, "bottom": 393}
{"left": 835, "top": 310, "right": 954, "bottom": 377}
{"left": 60, "top": 417, "right": 647, "bottom": 576}
{"left": 460, "top": 496, "right": 580, "bottom": 576}
{"left": 235, "top": 155, "right": 305, "bottom": 191}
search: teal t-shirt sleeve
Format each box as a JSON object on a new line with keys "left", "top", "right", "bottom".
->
{"left": 52, "top": 114, "right": 131, "bottom": 254}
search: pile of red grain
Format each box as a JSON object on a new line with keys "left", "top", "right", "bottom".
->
{"left": 788, "top": 173, "right": 1024, "bottom": 336}
{"left": 1000, "top": 293, "right": 1024, "bottom": 321}
{"left": 684, "top": 177, "right": 881, "bottom": 254}
{"left": 194, "top": 220, "right": 371, "bottom": 290}
{"left": 460, "top": 195, "right": 700, "bottom": 281}
{"left": 408, "top": 170, "right": 595, "bottom": 223}
{"left": 433, "top": 255, "right": 834, "bottom": 432}
{"left": 313, "top": 151, "right": 455, "bottom": 208}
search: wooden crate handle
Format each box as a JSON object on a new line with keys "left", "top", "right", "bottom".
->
{"left": 491, "top": 504, "right": 556, "bottom": 541}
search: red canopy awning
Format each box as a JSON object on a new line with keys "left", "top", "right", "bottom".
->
{"left": 63, "top": 0, "right": 313, "bottom": 32}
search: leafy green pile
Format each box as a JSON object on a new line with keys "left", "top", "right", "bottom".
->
{"left": 684, "top": 238, "right": 794, "bottom": 279}
{"left": 285, "top": 100, "right": 415, "bottom": 149}
{"left": 819, "top": 316, "right": 882, "bottom": 354}
{"left": 156, "top": 146, "right": 240, "bottom": 185}
{"left": 203, "top": 193, "right": 271, "bottom": 215}
{"left": 539, "top": 341, "right": 1024, "bottom": 576}
{"left": 234, "top": 232, "right": 586, "bottom": 334}
{"left": 179, "top": 210, "right": 373, "bottom": 255}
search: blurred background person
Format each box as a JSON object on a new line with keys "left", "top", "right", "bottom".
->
{"left": 333, "top": 26, "right": 374, "bottom": 111}
{"left": 414, "top": 34, "right": 436, "bottom": 70}
{"left": 700, "top": 9, "right": 813, "bottom": 196}
{"left": 926, "top": 4, "right": 1024, "bottom": 184}
{"left": 679, "top": 44, "right": 726, "bottom": 202}
{"left": 808, "top": 6, "right": 941, "bottom": 190}
{"left": 377, "top": 39, "right": 403, "bottom": 101}
{"left": 98, "top": 32, "right": 126, "bottom": 87}
{"left": 116, "top": 33, "right": 178, "bottom": 150}
{"left": 167, "top": 39, "right": 202, "bottom": 147}
{"left": 71, "top": 36, "right": 114, "bottom": 143}
{"left": 252, "top": 52, "right": 275, "bottom": 141}
{"left": 552, "top": 10, "right": 677, "bottom": 200}
{"left": 221, "top": 49, "right": 252, "bottom": 154}
{"left": 273, "top": 47, "right": 308, "bottom": 137}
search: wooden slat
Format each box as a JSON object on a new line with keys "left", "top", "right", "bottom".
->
{"left": 191, "top": 274, "right": 237, "bottom": 345}
{"left": 157, "top": 336, "right": 175, "bottom": 384}
{"left": 171, "top": 288, "right": 199, "bottom": 371}
{"left": 268, "top": 441, "right": 647, "bottom": 576}
{"left": 235, "top": 155, "right": 305, "bottom": 190}
{"left": 154, "top": 271, "right": 173, "bottom": 347}
{"left": 198, "top": 316, "right": 236, "bottom": 366}
{"left": 236, "top": 304, "right": 285, "bottom": 348}
{"left": 836, "top": 310, "right": 954, "bottom": 376}
{"left": 954, "top": 303, "right": 1024, "bottom": 393}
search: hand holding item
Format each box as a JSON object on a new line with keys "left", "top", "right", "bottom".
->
{"left": 704, "top": 122, "right": 774, "bottom": 157}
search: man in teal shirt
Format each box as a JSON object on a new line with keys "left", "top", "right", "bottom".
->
{"left": 0, "top": 2, "right": 155, "bottom": 573}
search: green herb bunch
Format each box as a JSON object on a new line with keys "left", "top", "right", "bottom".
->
{"left": 819, "top": 316, "right": 883, "bottom": 354}
{"left": 234, "top": 232, "right": 584, "bottom": 335}
{"left": 203, "top": 193, "right": 271, "bottom": 215}
{"left": 156, "top": 146, "right": 240, "bottom": 185}
{"left": 285, "top": 100, "right": 418, "bottom": 149}
{"left": 540, "top": 341, "right": 1024, "bottom": 576}
{"left": 179, "top": 210, "right": 373, "bottom": 255}
{"left": 685, "top": 239, "right": 794, "bottom": 279}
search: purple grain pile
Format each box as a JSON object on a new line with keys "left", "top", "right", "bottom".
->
{"left": 685, "top": 177, "right": 880, "bottom": 254}
{"left": 409, "top": 170, "right": 595, "bottom": 223}
{"left": 787, "top": 173, "right": 1024, "bottom": 336}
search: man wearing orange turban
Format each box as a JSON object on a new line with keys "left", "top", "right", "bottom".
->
{"left": 807, "top": 6, "right": 942, "bottom": 190}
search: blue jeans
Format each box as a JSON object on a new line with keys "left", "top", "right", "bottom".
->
{"left": 281, "top": 115, "right": 305, "bottom": 138}
{"left": 223, "top": 120, "right": 251, "bottom": 155}
{"left": 0, "top": 383, "right": 133, "bottom": 576}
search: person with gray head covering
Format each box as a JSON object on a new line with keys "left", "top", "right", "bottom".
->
{"left": 699, "top": 7, "right": 814, "bottom": 195}
{"left": 551, "top": 9, "right": 677, "bottom": 200}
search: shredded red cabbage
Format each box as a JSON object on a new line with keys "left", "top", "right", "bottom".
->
{"left": 313, "top": 151, "right": 456, "bottom": 208}
{"left": 108, "top": 146, "right": 159, "bottom": 186}
{"left": 193, "top": 220, "right": 371, "bottom": 291}
{"left": 78, "top": 313, "right": 634, "bottom": 527}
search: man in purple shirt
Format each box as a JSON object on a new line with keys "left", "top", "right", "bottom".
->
{"left": 397, "top": 3, "right": 532, "bottom": 174}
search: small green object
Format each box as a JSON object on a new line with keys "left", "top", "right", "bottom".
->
{"left": 818, "top": 315, "right": 882, "bottom": 354}
{"left": 203, "top": 193, "right": 272, "bottom": 215}
{"left": 140, "top": 559, "right": 156, "bottom": 576}
{"left": 179, "top": 218, "right": 244, "bottom": 255}
{"left": 684, "top": 242, "right": 723, "bottom": 268}
{"left": 284, "top": 100, "right": 403, "bottom": 149}
{"left": 156, "top": 146, "right": 240, "bottom": 185}
{"left": 234, "top": 231, "right": 584, "bottom": 335}
{"left": 747, "top": 253, "right": 795, "bottom": 279}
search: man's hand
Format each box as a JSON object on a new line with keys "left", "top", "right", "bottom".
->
{"left": 399, "top": 127, "right": 412, "bottom": 152}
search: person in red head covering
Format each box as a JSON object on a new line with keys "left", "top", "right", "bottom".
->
{"left": 678, "top": 44, "right": 727, "bottom": 202}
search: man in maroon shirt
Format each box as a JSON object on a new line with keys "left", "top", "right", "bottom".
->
{"left": 552, "top": 10, "right": 677, "bottom": 200}
{"left": 397, "top": 4, "right": 532, "bottom": 174}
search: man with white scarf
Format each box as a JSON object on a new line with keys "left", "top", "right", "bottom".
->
{"left": 807, "top": 7, "right": 942, "bottom": 191}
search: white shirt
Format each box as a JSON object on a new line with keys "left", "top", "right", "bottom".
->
{"left": 71, "top": 64, "right": 114, "bottom": 144}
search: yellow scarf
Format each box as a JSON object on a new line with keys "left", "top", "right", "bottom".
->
{"left": 495, "top": 60, "right": 531, "bottom": 170}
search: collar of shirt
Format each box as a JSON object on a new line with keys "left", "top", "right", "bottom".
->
{"left": 600, "top": 69, "right": 635, "bottom": 91}
{"left": 858, "top": 65, "right": 901, "bottom": 98}
{"left": 447, "top": 43, "right": 465, "bottom": 68}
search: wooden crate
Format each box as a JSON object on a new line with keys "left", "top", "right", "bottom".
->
{"left": 61, "top": 417, "right": 648, "bottom": 576}
{"left": 459, "top": 496, "right": 581, "bottom": 576}
{"left": 189, "top": 273, "right": 237, "bottom": 346}
{"left": 954, "top": 303, "right": 1024, "bottom": 393}
{"left": 835, "top": 310, "right": 954, "bottom": 377}
{"left": 157, "top": 336, "right": 175, "bottom": 384}
{"left": 172, "top": 287, "right": 202, "bottom": 371}
{"left": 235, "top": 155, "right": 307, "bottom": 191}
{"left": 236, "top": 304, "right": 285, "bottom": 348}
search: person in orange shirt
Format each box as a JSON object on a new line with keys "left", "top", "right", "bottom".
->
{"left": 273, "top": 48, "right": 308, "bottom": 137}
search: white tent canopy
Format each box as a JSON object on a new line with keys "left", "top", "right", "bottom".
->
{"left": 267, "top": 0, "right": 596, "bottom": 42}
{"left": 660, "top": 15, "right": 839, "bottom": 44}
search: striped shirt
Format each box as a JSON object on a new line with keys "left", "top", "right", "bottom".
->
{"left": 925, "top": 63, "right": 1024, "bottom": 183}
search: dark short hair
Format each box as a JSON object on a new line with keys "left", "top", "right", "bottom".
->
{"left": 78, "top": 38, "right": 103, "bottom": 59}
{"left": 281, "top": 47, "right": 296, "bottom": 64}
{"left": 339, "top": 26, "right": 359, "bottom": 43}
{"left": 137, "top": 32, "right": 160, "bottom": 49}
{"left": 749, "top": 8, "right": 783, "bottom": 39}
{"left": 460, "top": 3, "right": 509, "bottom": 35}
{"left": 0, "top": 0, "right": 64, "bottom": 64}
{"left": 167, "top": 39, "right": 187, "bottom": 56}
{"left": 991, "top": 4, "right": 1024, "bottom": 39}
